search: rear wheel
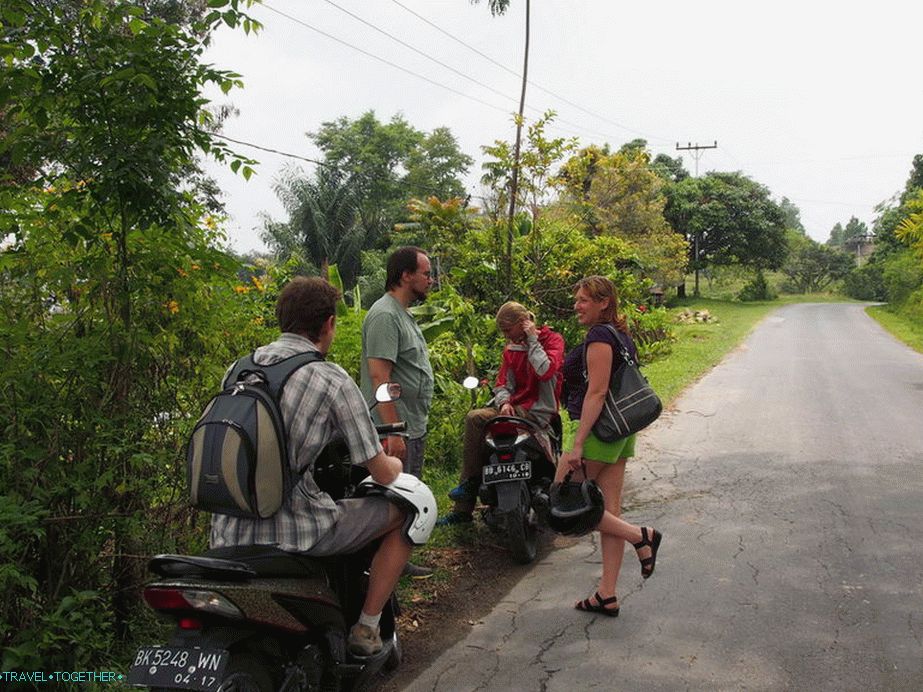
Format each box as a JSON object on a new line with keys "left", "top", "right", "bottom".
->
{"left": 506, "top": 490, "right": 538, "bottom": 564}
{"left": 216, "top": 653, "right": 274, "bottom": 692}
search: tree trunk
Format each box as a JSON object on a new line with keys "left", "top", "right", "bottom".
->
{"left": 504, "top": 0, "right": 530, "bottom": 295}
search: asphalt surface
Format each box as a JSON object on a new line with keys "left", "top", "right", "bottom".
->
{"left": 403, "top": 303, "right": 923, "bottom": 691}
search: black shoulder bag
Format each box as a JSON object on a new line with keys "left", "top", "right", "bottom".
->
{"left": 583, "top": 325, "right": 662, "bottom": 442}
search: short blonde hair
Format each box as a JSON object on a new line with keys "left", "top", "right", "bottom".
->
{"left": 495, "top": 301, "right": 534, "bottom": 331}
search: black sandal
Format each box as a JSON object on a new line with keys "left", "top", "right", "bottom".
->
{"left": 575, "top": 591, "right": 620, "bottom": 617}
{"left": 633, "top": 527, "right": 662, "bottom": 579}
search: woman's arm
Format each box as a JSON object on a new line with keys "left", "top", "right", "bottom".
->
{"left": 559, "top": 341, "right": 612, "bottom": 470}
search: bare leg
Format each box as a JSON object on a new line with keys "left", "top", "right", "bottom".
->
{"left": 362, "top": 506, "right": 411, "bottom": 617}
{"left": 572, "top": 460, "right": 658, "bottom": 611}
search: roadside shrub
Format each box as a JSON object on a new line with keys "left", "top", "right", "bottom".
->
{"left": 844, "top": 262, "right": 886, "bottom": 300}
{"left": 882, "top": 250, "right": 923, "bottom": 306}
{"left": 738, "top": 270, "right": 776, "bottom": 301}
{"left": 629, "top": 305, "right": 674, "bottom": 361}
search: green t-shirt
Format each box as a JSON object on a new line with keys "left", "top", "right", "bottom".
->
{"left": 360, "top": 293, "right": 434, "bottom": 439}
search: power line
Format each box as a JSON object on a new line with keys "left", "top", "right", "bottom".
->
{"left": 266, "top": 2, "right": 655, "bottom": 148}
{"left": 209, "top": 131, "right": 448, "bottom": 199}
{"left": 388, "top": 0, "right": 674, "bottom": 145}
{"left": 319, "top": 0, "right": 520, "bottom": 109}
{"left": 260, "top": 3, "right": 511, "bottom": 117}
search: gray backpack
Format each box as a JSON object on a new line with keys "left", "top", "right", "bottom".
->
{"left": 187, "top": 351, "right": 323, "bottom": 518}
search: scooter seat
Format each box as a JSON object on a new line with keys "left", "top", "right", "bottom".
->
{"left": 203, "top": 545, "right": 329, "bottom": 579}
{"left": 148, "top": 554, "right": 257, "bottom": 580}
{"left": 149, "top": 547, "right": 329, "bottom": 580}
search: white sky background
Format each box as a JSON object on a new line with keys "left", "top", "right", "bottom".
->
{"left": 200, "top": 0, "right": 923, "bottom": 252}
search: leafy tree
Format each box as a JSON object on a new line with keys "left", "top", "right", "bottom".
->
{"left": 481, "top": 111, "right": 576, "bottom": 289}
{"left": 395, "top": 196, "right": 479, "bottom": 284}
{"left": 900, "top": 153, "right": 923, "bottom": 205}
{"left": 826, "top": 222, "right": 845, "bottom": 248}
{"left": 844, "top": 262, "right": 887, "bottom": 301}
{"left": 651, "top": 152, "right": 689, "bottom": 183}
{"left": 0, "top": 0, "right": 260, "bottom": 669}
{"left": 897, "top": 189, "right": 923, "bottom": 263}
{"left": 841, "top": 216, "right": 870, "bottom": 251}
{"left": 261, "top": 166, "right": 366, "bottom": 286}
{"left": 664, "top": 172, "right": 788, "bottom": 294}
{"left": 781, "top": 232, "right": 853, "bottom": 293}
{"left": 558, "top": 146, "right": 687, "bottom": 288}
{"left": 309, "top": 111, "right": 471, "bottom": 247}
{"left": 617, "top": 138, "right": 649, "bottom": 157}
{"left": 779, "top": 197, "right": 806, "bottom": 234}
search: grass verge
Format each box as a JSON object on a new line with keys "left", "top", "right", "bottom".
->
{"left": 866, "top": 305, "right": 923, "bottom": 354}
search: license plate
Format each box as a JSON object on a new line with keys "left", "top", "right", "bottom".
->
{"left": 483, "top": 460, "right": 531, "bottom": 484}
{"left": 127, "top": 646, "right": 228, "bottom": 691}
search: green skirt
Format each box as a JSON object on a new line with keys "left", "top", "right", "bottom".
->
{"left": 561, "top": 409, "right": 636, "bottom": 464}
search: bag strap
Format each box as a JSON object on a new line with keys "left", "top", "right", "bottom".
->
{"left": 228, "top": 350, "right": 325, "bottom": 399}
{"left": 581, "top": 324, "right": 634, "bottom": 383}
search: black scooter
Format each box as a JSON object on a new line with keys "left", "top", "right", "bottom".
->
{"left": 128, "top": 386, "right": 408, "bottom": 692}
{"left": 462, "top": 377, "right": 561, "bottom": 564}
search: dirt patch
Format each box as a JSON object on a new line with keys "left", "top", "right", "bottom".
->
{"left": 374, "top": 530, "right": 578, "bottom": 691}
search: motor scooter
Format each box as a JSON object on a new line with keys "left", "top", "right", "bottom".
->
{"left": 461, "top": 377, "right": 561, "bottom": 564}
{"left": 127, "top": 383, "right": 428, "bottom": 692}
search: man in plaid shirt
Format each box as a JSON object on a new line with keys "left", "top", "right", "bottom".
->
{"left": 210, "top": 276, "right": 408, "bottom": 657}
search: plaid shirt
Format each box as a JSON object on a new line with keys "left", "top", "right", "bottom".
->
{"left": 209, "top": 333, "right": 383, "bottom": 553}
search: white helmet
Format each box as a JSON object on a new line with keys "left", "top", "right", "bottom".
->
{"left": 356, "top": 473, "right": 437, "bottom": 546}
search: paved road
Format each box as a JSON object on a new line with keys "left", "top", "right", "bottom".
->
{"left": 404, "top": 303, "right": 923, "bottom": 691}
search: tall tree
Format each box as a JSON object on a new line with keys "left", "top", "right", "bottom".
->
{"left": 826, "top": 222, "right": 846, "bottom": 248}
{"left": 309, "top": 111, "right": 471, "bottom": 248}
{"left": 900, "top": 153, "right": 923, "bottom": 205}
{"left": 782, "top": 232, "right": 853, "bottom": 292}
{"left": 779, "top": 197, "right": 806, "bottom": 234}
{"left": 664, "top": 172, "right": 788, "bottom": 292}
{"left": 471, "top": 0, "right": 527, "bottom": 293}
{"left": 559, "top": 146, "right": 687, "bottom": 288}
{"left": 0, "top": 0, "right": 258, "bottom": 667}
{"left": 651, "top": 152, "right": 689, "bottom": 183}
{"left": 262, "top": 166, "right": 365, "bottom": 285}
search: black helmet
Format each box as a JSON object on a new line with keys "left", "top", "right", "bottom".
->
{"left": 547, "top": 466, "right": 604, "bottom": 536}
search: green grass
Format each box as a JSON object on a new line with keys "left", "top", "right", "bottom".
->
{"left": 866, "top": 305, "right": 923, "bottom": 354}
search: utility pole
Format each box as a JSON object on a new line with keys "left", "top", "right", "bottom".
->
{"left": 676, "top": 141, "right": 718, "bottom": 296}
{"left": 676, "top": 141, "right": 718, "bottom": 177}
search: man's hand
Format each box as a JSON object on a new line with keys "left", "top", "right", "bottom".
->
{"left": 384, "top": 434, "right": 406, "bottom": 461}
{"left": 499, "top": 402, "right": 515, "bottom": 416}
{"left": 367, "top": 450, "right": 403, "bottom": 485}
{"left": 521, "top": 318, "right": 537, "bottom": 339}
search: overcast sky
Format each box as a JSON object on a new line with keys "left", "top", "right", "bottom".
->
{"left": 201, "top": 0, "right": 923, "bottom": 252}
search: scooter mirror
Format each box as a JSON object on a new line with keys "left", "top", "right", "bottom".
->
{"left": 462, "top": 376, "right": 479, "bottom": 390}
{"left": 375, "top": 382, "right": 402, "bottom": 403}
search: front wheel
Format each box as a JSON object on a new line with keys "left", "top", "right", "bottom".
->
{"left": 215, "top": 653, "right": 274, "bottom": 692}
{"left": 506, "top": 490, "right": 538, "bottom": 564}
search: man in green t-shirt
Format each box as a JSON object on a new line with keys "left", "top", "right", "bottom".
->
{"left": 361, "top": 247, "right": 436, "bottom": 577}
{"left": 361, "top": 246, "right": 434, "bottom": 480}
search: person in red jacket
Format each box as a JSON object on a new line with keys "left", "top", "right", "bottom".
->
{"left": 438, "top": 301, "right": 565, "bottom": 525}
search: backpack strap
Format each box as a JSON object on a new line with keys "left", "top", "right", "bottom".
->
{"left": 226, "top": 350, "right": 325, "bottom": 398}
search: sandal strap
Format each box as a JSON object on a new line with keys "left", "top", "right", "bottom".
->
{"left": 593, "top": 591, "right": 619, "bottom": 606}
{"left": 632, "top": 526, "right": 651, "bottom": 550}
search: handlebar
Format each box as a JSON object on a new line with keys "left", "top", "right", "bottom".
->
{"left": 375, "top": 422, "right": 407, "bottom": 436}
